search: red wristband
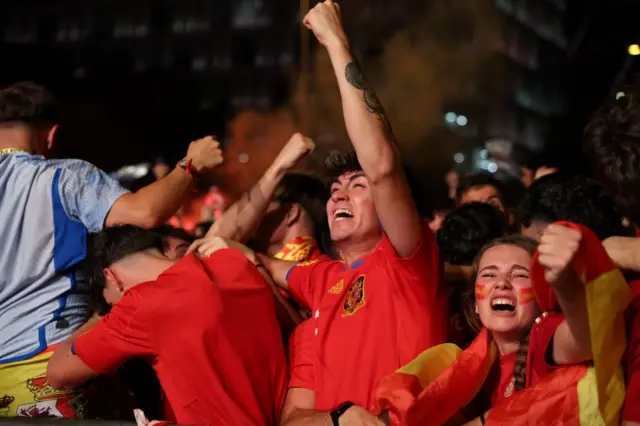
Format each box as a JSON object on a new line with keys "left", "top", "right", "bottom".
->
{"left": 177, "top": 159, "right": 196, "bottom": 176}
{"left": 177, "top": 159, "right": 199, "bottom": 191}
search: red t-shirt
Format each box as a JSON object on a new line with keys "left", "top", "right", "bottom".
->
{"left": 288, "top": 320, "right": 315, "bottom": 390}
{"left": 286, "top": 225, "right": 447, "bottom": 411}
{"left": 490, "top": 312, "right": 565, "bottom": 407}
{"left": 74, "top": 249, "right": 287, "bottom": 426}
{"left": 623, "top": 281, "right": 640, "bottom": 421}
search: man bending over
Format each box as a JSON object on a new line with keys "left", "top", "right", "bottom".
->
{"left": 47, "top": 226, "right": 287, "bottom": 426}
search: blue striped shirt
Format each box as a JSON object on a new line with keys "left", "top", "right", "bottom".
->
{"left": 0, "top": 152, "right": 128, "bottom": 363}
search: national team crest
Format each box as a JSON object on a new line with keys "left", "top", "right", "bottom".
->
{"left": 342, "top": 276, "right": 366, "bottom": 317}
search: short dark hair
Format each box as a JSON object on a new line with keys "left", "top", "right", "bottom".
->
{"left": 323, "top": 149, "right": 431, "bottom": 216}
{"left": 153, "top": 225, "right": 195, "bottom": 244}
{"left": 86, "top": 226, "right": 164, "bottom": 314}
{"left": 436, "top": 202, "right": 508, "bottom": 266}
{"left": 583, "top": 90, "right": 640, "bottom": 225}
{"left": 0, "top": 82, "right": 61, "bottom": 126}
{"left": 456, "top": 173, "right": 505, "bottom": 202}
{"left": 274, "top": 172, "right": 331, "bottom": 255}
{"left": 518, "top": 173, "right": 632, "bottom": 241}
{"left": 324, "top": 149, "right": 362, "bottom": 180}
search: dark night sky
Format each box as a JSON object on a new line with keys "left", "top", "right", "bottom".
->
{"left": 547, "top": 0, "right": 640, "bottom": 172}
{"left": 1, "top": 0, "right": 639, "bottom": 175}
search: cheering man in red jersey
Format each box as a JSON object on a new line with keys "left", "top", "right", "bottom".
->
{"left": 192, "top": 2, "right": 447, "bottom": 424}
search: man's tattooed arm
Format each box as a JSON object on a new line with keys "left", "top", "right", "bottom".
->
{"left": 344, "top": 60, "right": 396, "bottom": 142}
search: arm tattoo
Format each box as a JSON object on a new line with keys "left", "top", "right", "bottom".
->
{"left": 344, "top": 61, "right": 396, "bottom": 141}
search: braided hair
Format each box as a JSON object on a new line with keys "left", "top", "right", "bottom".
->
{"left": 463, "top": 235, "right": 538, "bottom": 393}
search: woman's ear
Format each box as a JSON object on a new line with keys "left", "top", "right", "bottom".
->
{"left": 284, "top": 203, "right": 301, "bottom": 227}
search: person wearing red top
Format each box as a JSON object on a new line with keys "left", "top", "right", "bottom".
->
{"left": 487, "top": 311, "right": 567, "bottom": 407}
{"left": 584, "top": 91, "right": 640, "bottom": 425}
{"left": 603, "top": 236, "right": 640, "bottom": 424}
{"left": 46, "top": 225, "right": 287, "bottom": 426}
{"left": 200, "top": 133, "right": 330, "bottom": 332}
{"left": 204, "top": 132, "right": 328, "bottom": 264}
{"left": 461, "top": 229, "right": 592, "bottom": 425}
{"left": 227, "top": 2, "right": 447, "bottom": 424}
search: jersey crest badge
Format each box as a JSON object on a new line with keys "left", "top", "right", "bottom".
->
{"left": 342, "top": 276, "right": 366, "bottom": 316}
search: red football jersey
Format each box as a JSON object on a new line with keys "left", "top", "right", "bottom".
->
{"left": 490, "top": 312, "right": 566, "bottom": 407}
{"left": 74, "top": 249, "right": 287, "bottom": 426}
{"left": 285, "top": 225, "right": 447, "bottom": 411}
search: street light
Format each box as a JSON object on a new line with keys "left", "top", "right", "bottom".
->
{"left": 444, "top": 112, "right": 457, "bottom": 124}
{"left": 629, "top": 44, "right": 640, "bottom": 56}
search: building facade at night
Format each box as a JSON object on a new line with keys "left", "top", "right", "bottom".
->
{"left": 445, "top": 0, "right": 569, "bottom": 174}
{"left": 0, "top": 0, "right": 305, "bottom": 183}
{"left": 1, "top": 0, "right": 298, "bottom": 111}
{"left": 0, "top": 0, "right": 568, "bottom": 179}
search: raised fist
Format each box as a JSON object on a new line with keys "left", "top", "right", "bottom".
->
{"left": 186, "top": 136, "right": 224, "bottom": 174}
{"left": 537, "top": 224, "right": 582, "bottom": 286}
{"left": 302, "top": 0, "right": 348, "bottom": 48}
{"left": 272, "top": 133, "right": 316, "bottom": 172}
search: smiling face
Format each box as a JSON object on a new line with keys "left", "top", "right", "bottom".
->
{"left": 475, "top": 244, "right": 540, "bottom": 336}
{"left": 327, "top": 171, "right": 381, "bottom": 244}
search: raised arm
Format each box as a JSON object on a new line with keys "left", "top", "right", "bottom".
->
{"left": 207, "top": 133, "right": 315, "bottom": 241}
{"left": 538, "top": 224, "right": 592, "bottom": 365}
{"left": 303, "top": 1, "right": 422, "bottom": 257}
{"left": 105, "top": 136, "right": 223, "bottom": 228}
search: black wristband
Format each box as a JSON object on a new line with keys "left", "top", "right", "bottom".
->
{"left": 330, "top": 401, "right": 354, "bottom": 426}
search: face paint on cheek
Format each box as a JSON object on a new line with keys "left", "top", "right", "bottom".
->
{"left": 517, "top": 288, "right": 536, "bottom": 305}
{"left": 475, "top": 283, "right": 487, "bottom": 300}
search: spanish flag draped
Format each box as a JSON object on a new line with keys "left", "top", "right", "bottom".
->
{"left": 373, "top": 222, "right": 630, "bottom": 426}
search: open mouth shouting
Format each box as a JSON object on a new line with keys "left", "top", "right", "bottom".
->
{"left": 490, "top": 296, "right": 516, "bottom": 315}
{"left": 333, "top": 208, "right": 354, "bottom": 221}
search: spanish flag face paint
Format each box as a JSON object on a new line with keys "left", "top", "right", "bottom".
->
{"left": 517, "top": 287, "right": 536, "bottom": 305}
{"left": 475, "top": 283, "right": 487, "bottom": 300}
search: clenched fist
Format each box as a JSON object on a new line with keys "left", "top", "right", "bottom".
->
{"left": 272, "top": 133, "right": 315, "bottom": 173}
{"left": 186, "top": 136, "right": 224, "bottom": 174}
{"left": 538, "top": 224, "right": 583, "bottom": 287}
{"left": 303, "top": 0, "right": 348, "bottom": 49}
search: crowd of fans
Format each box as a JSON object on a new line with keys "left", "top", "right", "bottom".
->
{"left": 2, "top": 2, "right": 640, "bottom": 425}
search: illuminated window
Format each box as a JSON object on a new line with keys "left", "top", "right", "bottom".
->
{"left": 212, "top": 56, "right": 230, "bottom": 69}
{"left": 192, "top": 56, "right": 208, "bottom": 71}
{"left": 172, "top": 17, "right": 210, "bottom": 33}
{"left": 114, "top": 20, "right": 149, "bottom": 38}
{"left": 279, "top": 51, "right": 293, "bottom": 66}
{"left": 233, "top": 0, "right": 270, "bottom": 28}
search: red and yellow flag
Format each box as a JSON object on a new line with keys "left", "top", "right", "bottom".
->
{"left": 373, "top": 222, "right": 629, "bottom": 426}
{"left": 274, "top": 236, "right": 319, "bottom": 262}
